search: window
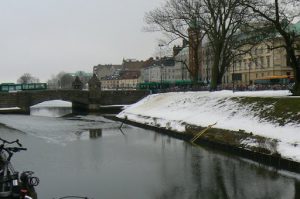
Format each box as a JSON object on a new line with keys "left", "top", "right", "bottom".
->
{"left": 286, "top": 55, "right": 291, "bottom": 67}
{"left": 242, "top": 60, "right": 246, "bottom": 69}
{"left": 248, "top": 59, "right": 252, "bottom": 69}
{"left": 254, "top": 58, "right": 258, "bottom": 68}
{"left": 260, "top": 57, "right": 264, "bottom": 68}
{"left": 266, "top": 56, "right": 271, "bottom": 68}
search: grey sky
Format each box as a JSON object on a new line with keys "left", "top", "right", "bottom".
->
{"left": 0, "top": 0, "right": 163, "bottom": 83}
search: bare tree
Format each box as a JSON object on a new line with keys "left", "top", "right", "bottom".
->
{"left": 145, "top": 0, "right": 252, "bottom": 90}
{"left": 242, "top": 0, "right": 300, "bottom": 95}
{"left": 17, "top": 73, "right": 40, "bottom": 84}
{"left": 145, "top": 0, "right": 204, "bottom": 83}
{"left": 198, "top": 0, "right": 251, "bottom": 90}
{"left": 60, "top": 73, "right": 74, "bottom": 89}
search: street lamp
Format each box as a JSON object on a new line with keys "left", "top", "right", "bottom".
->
{"left": 248, "top": 62, "right": 251, "bottom": 86}
{"left": 231, "top": 50, "right": 236, "bottom": 92}
{"left": 159, "top": 44, "right": 164, "bottom": 89}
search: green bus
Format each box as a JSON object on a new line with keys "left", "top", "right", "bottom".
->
{"left": 0, "top": 83, "right": 47, "bottom": 92}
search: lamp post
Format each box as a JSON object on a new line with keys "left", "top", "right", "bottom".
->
{"left": 232, "top": 56, "right": 235, "bottom": 92}
{"left": 159, "top": 44, "right": 164, "bottom": 89}
{"left": 248, "top": 62, "right": 251, "bottom": 86}
{"left": 231, "top": 50, "right": 236, "bottom": 92}
{"left": 181, "top": 63, "right": 184, "bottom": 80}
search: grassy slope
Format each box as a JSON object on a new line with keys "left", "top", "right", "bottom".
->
{"left": 232, "top": 97, "right": 300, "bottom": 126}
{"left": 183, "top": 96, "right": 300, "bottom": 158}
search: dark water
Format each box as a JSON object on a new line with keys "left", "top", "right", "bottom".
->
{"left": 0, "top": 105, "right": 300, "bottom": 199}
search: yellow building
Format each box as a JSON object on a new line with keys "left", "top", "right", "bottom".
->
{"left": 201, "top": 21, "right": 300, "bottom": 89}
{"left": 222, "top": 38, "right": 299, "bottom": 88}
{"left": 100, "top": 71, "right": 140, "bottom": 90}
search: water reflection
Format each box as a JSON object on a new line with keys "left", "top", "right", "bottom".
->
{"left": 89, "top": 129, "right": 102, "bottom": 139}
{"left": 75, "top": 129, "right": 103, "bottom": 140}
{"left": 30, "top": 107, "right": 72, "bottom": 117}
{"left": 151, "top": 133, "right": 300, "bottom": 199}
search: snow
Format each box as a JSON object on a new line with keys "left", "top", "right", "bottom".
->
{"left": 31, "top": 100, "right": 72, "bottom": 108}
{"left": 117, "top": 90, "right": 300, "bottom": 162}
{"left": 0, "top": 107, "right": 20, "bottom": 110}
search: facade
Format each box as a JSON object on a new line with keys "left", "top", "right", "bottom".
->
{"left": 222, "top": 38, "right": 299, "bottom": 87}
{"left": 95, "top": 59, "right": 146, "bottom": 90}
{"left": 174, "top": 47, "right": 191, "bottom": 81}
{"left": 202, "top": 34, "right": 300, "bottom": 88}
{"left": 101, "top": 77, "right": 118, "bottom": 90}
{"left": 202, "top": 43, "right": 212, "bottom": 84}
{"left": 141, "top": 57, "right": 179, "bottom": 83}
{"left": 118, "top": 71, "right": 140, "bottom": 89}
{"left": 93, "top": 64, "right": 123, "bottom": 80}
{"left": 122, "top": 59, "right": 145, "bottom": 71}
{"left": 101, "top": 70, "right": 140, "bottom": 90}
{"left": 142, "top": 64, "right": 161, "bottom": 83}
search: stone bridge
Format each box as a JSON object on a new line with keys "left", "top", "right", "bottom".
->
{"left": 0, "top": 89, "right": 149, "bottom": 114}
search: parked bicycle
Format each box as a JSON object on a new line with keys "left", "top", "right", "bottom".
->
{"left": 0, "top": 138, "right": 39, "bottom": 199}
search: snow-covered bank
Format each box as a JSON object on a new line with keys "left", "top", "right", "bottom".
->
{"left": 117, "top": 90, "right": 300, "bottom": 162}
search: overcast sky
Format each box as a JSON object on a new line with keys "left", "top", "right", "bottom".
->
{"left": 0, "top": 0, "right": 164, "bottom": 83}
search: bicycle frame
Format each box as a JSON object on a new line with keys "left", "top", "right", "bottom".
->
{"left": 0, "top": 150, "right": 19, "bottom": 198}
{"left": 0, "top": 138, "right": 38, "bottom": 199}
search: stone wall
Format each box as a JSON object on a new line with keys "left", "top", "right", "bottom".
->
{"left": 89, "top": 90, "right": 148, "bottom": 105}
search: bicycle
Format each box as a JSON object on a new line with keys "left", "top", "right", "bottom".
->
{"left": 0, "top": 138, "right": 39, "bottom": 199}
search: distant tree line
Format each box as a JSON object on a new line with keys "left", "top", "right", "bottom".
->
{"left": 47, "top": 71, "right": 90, "bottom": 89}
{"left": 17, "top": 73, "right": 40, "bottom": 84}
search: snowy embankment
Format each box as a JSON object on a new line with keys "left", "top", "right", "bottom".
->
{"left": 117, "top": 90, "right": 300, "bottom": 162}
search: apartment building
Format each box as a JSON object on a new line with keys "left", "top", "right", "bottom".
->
{"left": 101, "top": 70, "right": 140, "bottom": 90}
{"left": 222, "top": 38, "right": 299, "bottom": 87}
{"left": 93, "top": 64, "right": 123, "bottom": 80}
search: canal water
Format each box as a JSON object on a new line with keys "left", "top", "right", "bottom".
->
{"left": 0, "top": 101, "right": 300, "bottom": 199}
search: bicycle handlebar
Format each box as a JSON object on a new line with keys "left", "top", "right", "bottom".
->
{"left": 6, "top": 147, "right": 27, "bottom": 152}
{"left": 0, "top": 138, "right": 22, "bottom": 147}
{"left": 0, "top": 138, "right": 27, "bottom": 161}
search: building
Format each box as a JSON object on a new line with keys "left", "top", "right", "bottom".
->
{"left": 141, "top": 57, "right": 177, "bottom": 83}
{"left": 101, "top": 70, "right": 140, "bottom": 90}
{"left": 118, "top": 71, "right": 141, "bottom": 89}
{"left": 202, "top": 21, "right": 300, "bottom": 88}
{"left": 101, "top": 76, "right": 118, "bottom": 90}
{"left": 222, "top": 38, "right": 300, "bottom": 87}
{"left": 122, "top": 59, "right": 145, "bottom": 71}
{"left": 174, "top": 47, "right": 191, "bottom": 81}
{"left": 93, "top": 64, "right": 123, "bottom": 80}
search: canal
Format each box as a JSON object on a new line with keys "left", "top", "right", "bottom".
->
{"left": 0, "top": 101, "right": 300, "bottom": 199}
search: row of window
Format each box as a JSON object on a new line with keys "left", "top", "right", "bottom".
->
{"left": 223, "top": 72, "right": 279, "bottom": 84}
{"left": 233, "top": 56, "right": 271, "bottom": 70}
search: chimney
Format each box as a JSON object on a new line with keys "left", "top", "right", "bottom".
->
{"left": 173, "top": 45, "right": 182, "bottom": 57}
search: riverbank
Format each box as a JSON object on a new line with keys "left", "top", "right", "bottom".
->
{"left": 116, "top": 90, "right": 300, "bottom": 172}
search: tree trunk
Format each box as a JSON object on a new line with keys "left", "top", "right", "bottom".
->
{"left": 284, "top": 39, "right": 300, "bottom": 96}
{"left": 210, "top": 55, "right": 221, "bottom": 91}
{"left": 210, "top": 44, "right": 223, "bottom": 91}
{"left": 292, "top": 61, "right": 300, "bottom": 95}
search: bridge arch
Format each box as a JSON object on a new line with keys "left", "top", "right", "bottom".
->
{"left": 29, "top": 90, "right": 89, "bottom": 107}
